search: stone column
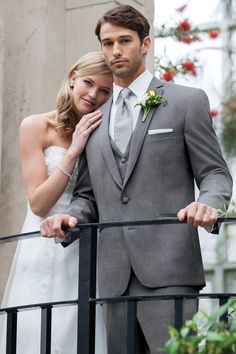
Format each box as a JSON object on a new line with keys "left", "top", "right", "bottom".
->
{"left": 0, "top": 0, "right": 154, "bottom": 301}
{"left": 0, "top": 0, "right": 66, "bottom": 301}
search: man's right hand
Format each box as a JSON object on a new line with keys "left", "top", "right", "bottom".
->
{"left": 40, "top": 213, "right": 78, "bottom": 238}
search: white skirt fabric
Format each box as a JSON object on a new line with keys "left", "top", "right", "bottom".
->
{"left": 0, "top": 146, "right": 107, "bottom": 354}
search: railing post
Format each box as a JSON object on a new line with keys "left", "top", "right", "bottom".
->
{"left": 127, "top": 300, "right": 137, "bottom": 354}
{"left": 6, "top": 310, "right": 17, "bottom": 354}
{"left": 40, "top": 306, "right": 52, "bottom": 354}
{"left": 219, "top": 297, "right": 230, "bottom": 323}
{"left": 77, "top": 226, "right": 97, "bottom": 354}
{"left": 174, "top": 298, "right": 183, "bottom": 329}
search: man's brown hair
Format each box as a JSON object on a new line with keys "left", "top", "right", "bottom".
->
{"left": 95, "top": 5, "right": 150, "bottom": 42}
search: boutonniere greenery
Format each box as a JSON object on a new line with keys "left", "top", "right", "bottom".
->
{"left": 135, "top": 90, "right": 167, "bottom": 122}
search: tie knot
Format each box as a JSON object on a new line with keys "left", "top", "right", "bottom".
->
{"left": 119, "top": 88, "right": 132, "bottom": 100}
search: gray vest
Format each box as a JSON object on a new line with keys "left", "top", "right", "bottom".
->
{"left": 109, "top": 137, "right": 131, "bottom": 184}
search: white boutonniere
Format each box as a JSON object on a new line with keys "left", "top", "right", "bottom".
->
{"left": 135, "top": 90, "right": 167, "bottom": 122}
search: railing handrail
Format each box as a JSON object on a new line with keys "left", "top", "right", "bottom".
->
{"left": 93, "top": 292, "right": 236, "bottom": 303}
{"left": 1, "top": 292, "right": 236, "bottom": 314}
{"left": 0, "top": 299, "right": 79, "bottom": 313}
{"left": 1, "top": 216, "right": 236, "bottom": 243}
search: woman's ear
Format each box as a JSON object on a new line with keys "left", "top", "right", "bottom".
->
{"left": 69, "top": 71, "right": 77, "bottom": 88}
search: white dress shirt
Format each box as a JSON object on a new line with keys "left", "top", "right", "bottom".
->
{"left": 109, "top": 69, "right": 153, "bottom": 140}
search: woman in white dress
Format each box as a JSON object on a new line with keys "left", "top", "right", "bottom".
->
{"left": 0, "top": 51, "right": 113, "bottom": 354}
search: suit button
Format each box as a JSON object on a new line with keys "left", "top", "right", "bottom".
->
{"left": 121, "top": 157, "right": 126, "bottom": 163}
{"left": 122, "top": 196, "right": 129, "bottom": 204}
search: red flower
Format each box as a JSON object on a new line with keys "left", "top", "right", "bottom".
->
{"left": 210, "top": 109, "right": 219, "bottom": 118}
{"left": 176, "top": 4, "right": 187, "bottom": 12}
{"left": 181, "top": 60, "right": 197, "bottom": 76}
{"left": 181, "top": 36, "right": 193, "bottom": 44}
{"left": 178, "top": 19, "right": 191, "bottom": 31}
{"left": 162, "top": 70, "right": 176, "bottom": 82}
{"left": 208, "top": 30, "right": 220, "bottom": 39}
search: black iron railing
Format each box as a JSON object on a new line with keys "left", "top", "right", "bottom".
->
{"left": 0, "top": 216, "right": 236, "bottom": 354}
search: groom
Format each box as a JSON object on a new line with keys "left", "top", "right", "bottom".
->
{"left": 41, "top": 5, "right": 233, "bottom": 353}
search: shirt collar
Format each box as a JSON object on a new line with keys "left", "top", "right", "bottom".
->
{"left": 113, "top": 69, "right": 153, "bottom": 103}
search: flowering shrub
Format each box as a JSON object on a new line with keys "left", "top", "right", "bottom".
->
{"left": 155, "top": 1, "right": 235, "bottom": 158}
{"left": 155, "top": 58, "right": 198, "bottom": 82}
{"left": 156, "top": 2, "right": 220, "bottom": 45}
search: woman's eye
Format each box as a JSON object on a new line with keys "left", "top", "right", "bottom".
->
{"left": 84, "top": 80, "right": 92, "bottom": 86}
{"left": 101, "top": 89, "right": 110, "bottom": 95}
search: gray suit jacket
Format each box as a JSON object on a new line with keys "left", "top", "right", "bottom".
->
{"left": 65, "top": 77, "right": 233, "bottom": 297}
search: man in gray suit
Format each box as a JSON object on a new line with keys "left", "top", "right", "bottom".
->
{"left": 41, "top": 5, "right": 233, "bottom": 353}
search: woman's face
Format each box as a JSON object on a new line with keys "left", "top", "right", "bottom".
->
{"left": 71, "top": 73, "right": 113, "bottom": 116}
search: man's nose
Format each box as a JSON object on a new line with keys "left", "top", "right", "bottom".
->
{"left": 113, "top": 43, "right": 121, "bottom": 57}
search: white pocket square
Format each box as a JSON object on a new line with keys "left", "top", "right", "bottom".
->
{"left": 148, "top": 128, "right": 173, "bottom": 135}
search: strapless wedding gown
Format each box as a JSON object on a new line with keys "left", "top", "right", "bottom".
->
{"left": 0, "top": 146, "right": 107, "bottom": 354}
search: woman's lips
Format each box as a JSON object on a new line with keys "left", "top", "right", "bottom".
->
{"left": 81, "top": 98, "right": 95, "bottom": 106}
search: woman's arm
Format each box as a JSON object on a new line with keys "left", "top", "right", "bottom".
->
{"left": 20, "top": 110, "right": 102, "bottom": 217}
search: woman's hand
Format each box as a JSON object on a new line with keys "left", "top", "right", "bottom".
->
{"left": 68, "top": 110, "right": 103, "bottom": 158}
{"left": 40, "top": 213, "right": 78, "bottom": 238}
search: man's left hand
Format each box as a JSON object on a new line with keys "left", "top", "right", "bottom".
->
{"left": 177, "top": 202, "right": 218, "bottom": 227}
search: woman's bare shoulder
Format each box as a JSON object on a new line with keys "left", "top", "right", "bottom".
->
{"left": 20, "top": 111, "right": 57, "bottom": 149}
{"left": 20, "top": 111, "right": 56, "bottom": 131}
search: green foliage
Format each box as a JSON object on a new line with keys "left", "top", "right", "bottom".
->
{"left": 217, "top": 200, "right": 236, "bottom": 218}
{"left": 162, "top": 299, "right": 236, "bottom": 354}
{"left": 221, "top": 116, "right": 236, "bottom": 159}
{"left": 220, "top": 98, "right": 236, "bottom": 159}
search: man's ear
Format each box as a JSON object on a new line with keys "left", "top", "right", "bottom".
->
{"left": 141, "top": 36, "right": 151, "bottom": 55}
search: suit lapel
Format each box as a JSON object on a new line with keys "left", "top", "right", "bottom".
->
{"left": 99, "top": 97, "right": 123, "bottom": 189}
{"left": 123, "top": 77, "right": 164, "bottom": 188}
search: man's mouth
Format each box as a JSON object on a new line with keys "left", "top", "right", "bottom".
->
{"left": 111, "top": 59, "right": 127, "bottom": 65}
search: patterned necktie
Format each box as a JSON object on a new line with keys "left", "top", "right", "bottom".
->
{"left": 114, "top": 88, "right": 133, "bottom": 154}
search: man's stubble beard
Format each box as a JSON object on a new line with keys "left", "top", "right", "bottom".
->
{"left": 109, "top": 55, "right": 143, "bottom": 79}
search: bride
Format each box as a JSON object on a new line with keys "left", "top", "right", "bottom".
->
{"left": 0, "top": 51, "right": 113, "bottom": 354}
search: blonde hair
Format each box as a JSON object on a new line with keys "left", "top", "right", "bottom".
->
{"left": 56, "top": 51, "right": 111, "bottom": 136}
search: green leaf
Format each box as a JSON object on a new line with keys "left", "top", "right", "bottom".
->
{"left": 162, "top": 338, "right": 179, "bottom": 354}
{"left": 206, "top": 331, "right": 224, "bottom": 342}
{"left": 168, "top": 326, "right": 180, "bottom": 338}
{"left": 180, "top": 327, "right": 190, "bottom": 338}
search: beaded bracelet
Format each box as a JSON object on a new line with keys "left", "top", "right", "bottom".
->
{"left": 57, "top": 164, "right": 72, "bottom": 179}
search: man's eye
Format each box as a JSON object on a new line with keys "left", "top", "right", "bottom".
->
{"left": 121, "top": 39, "right": 131, "bottom": 44}
{"left": 103, "top": 42, "right": 113, "bottom": 47}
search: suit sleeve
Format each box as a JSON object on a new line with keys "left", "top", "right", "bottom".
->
{"left": 184, "top": 89, "right": 233, "bottom": 214}
{"left": 65, "top": 151, "right": 98, "bottom": 222}
{"left": 60, "top": 152, "right": 98, "bottom": 247}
